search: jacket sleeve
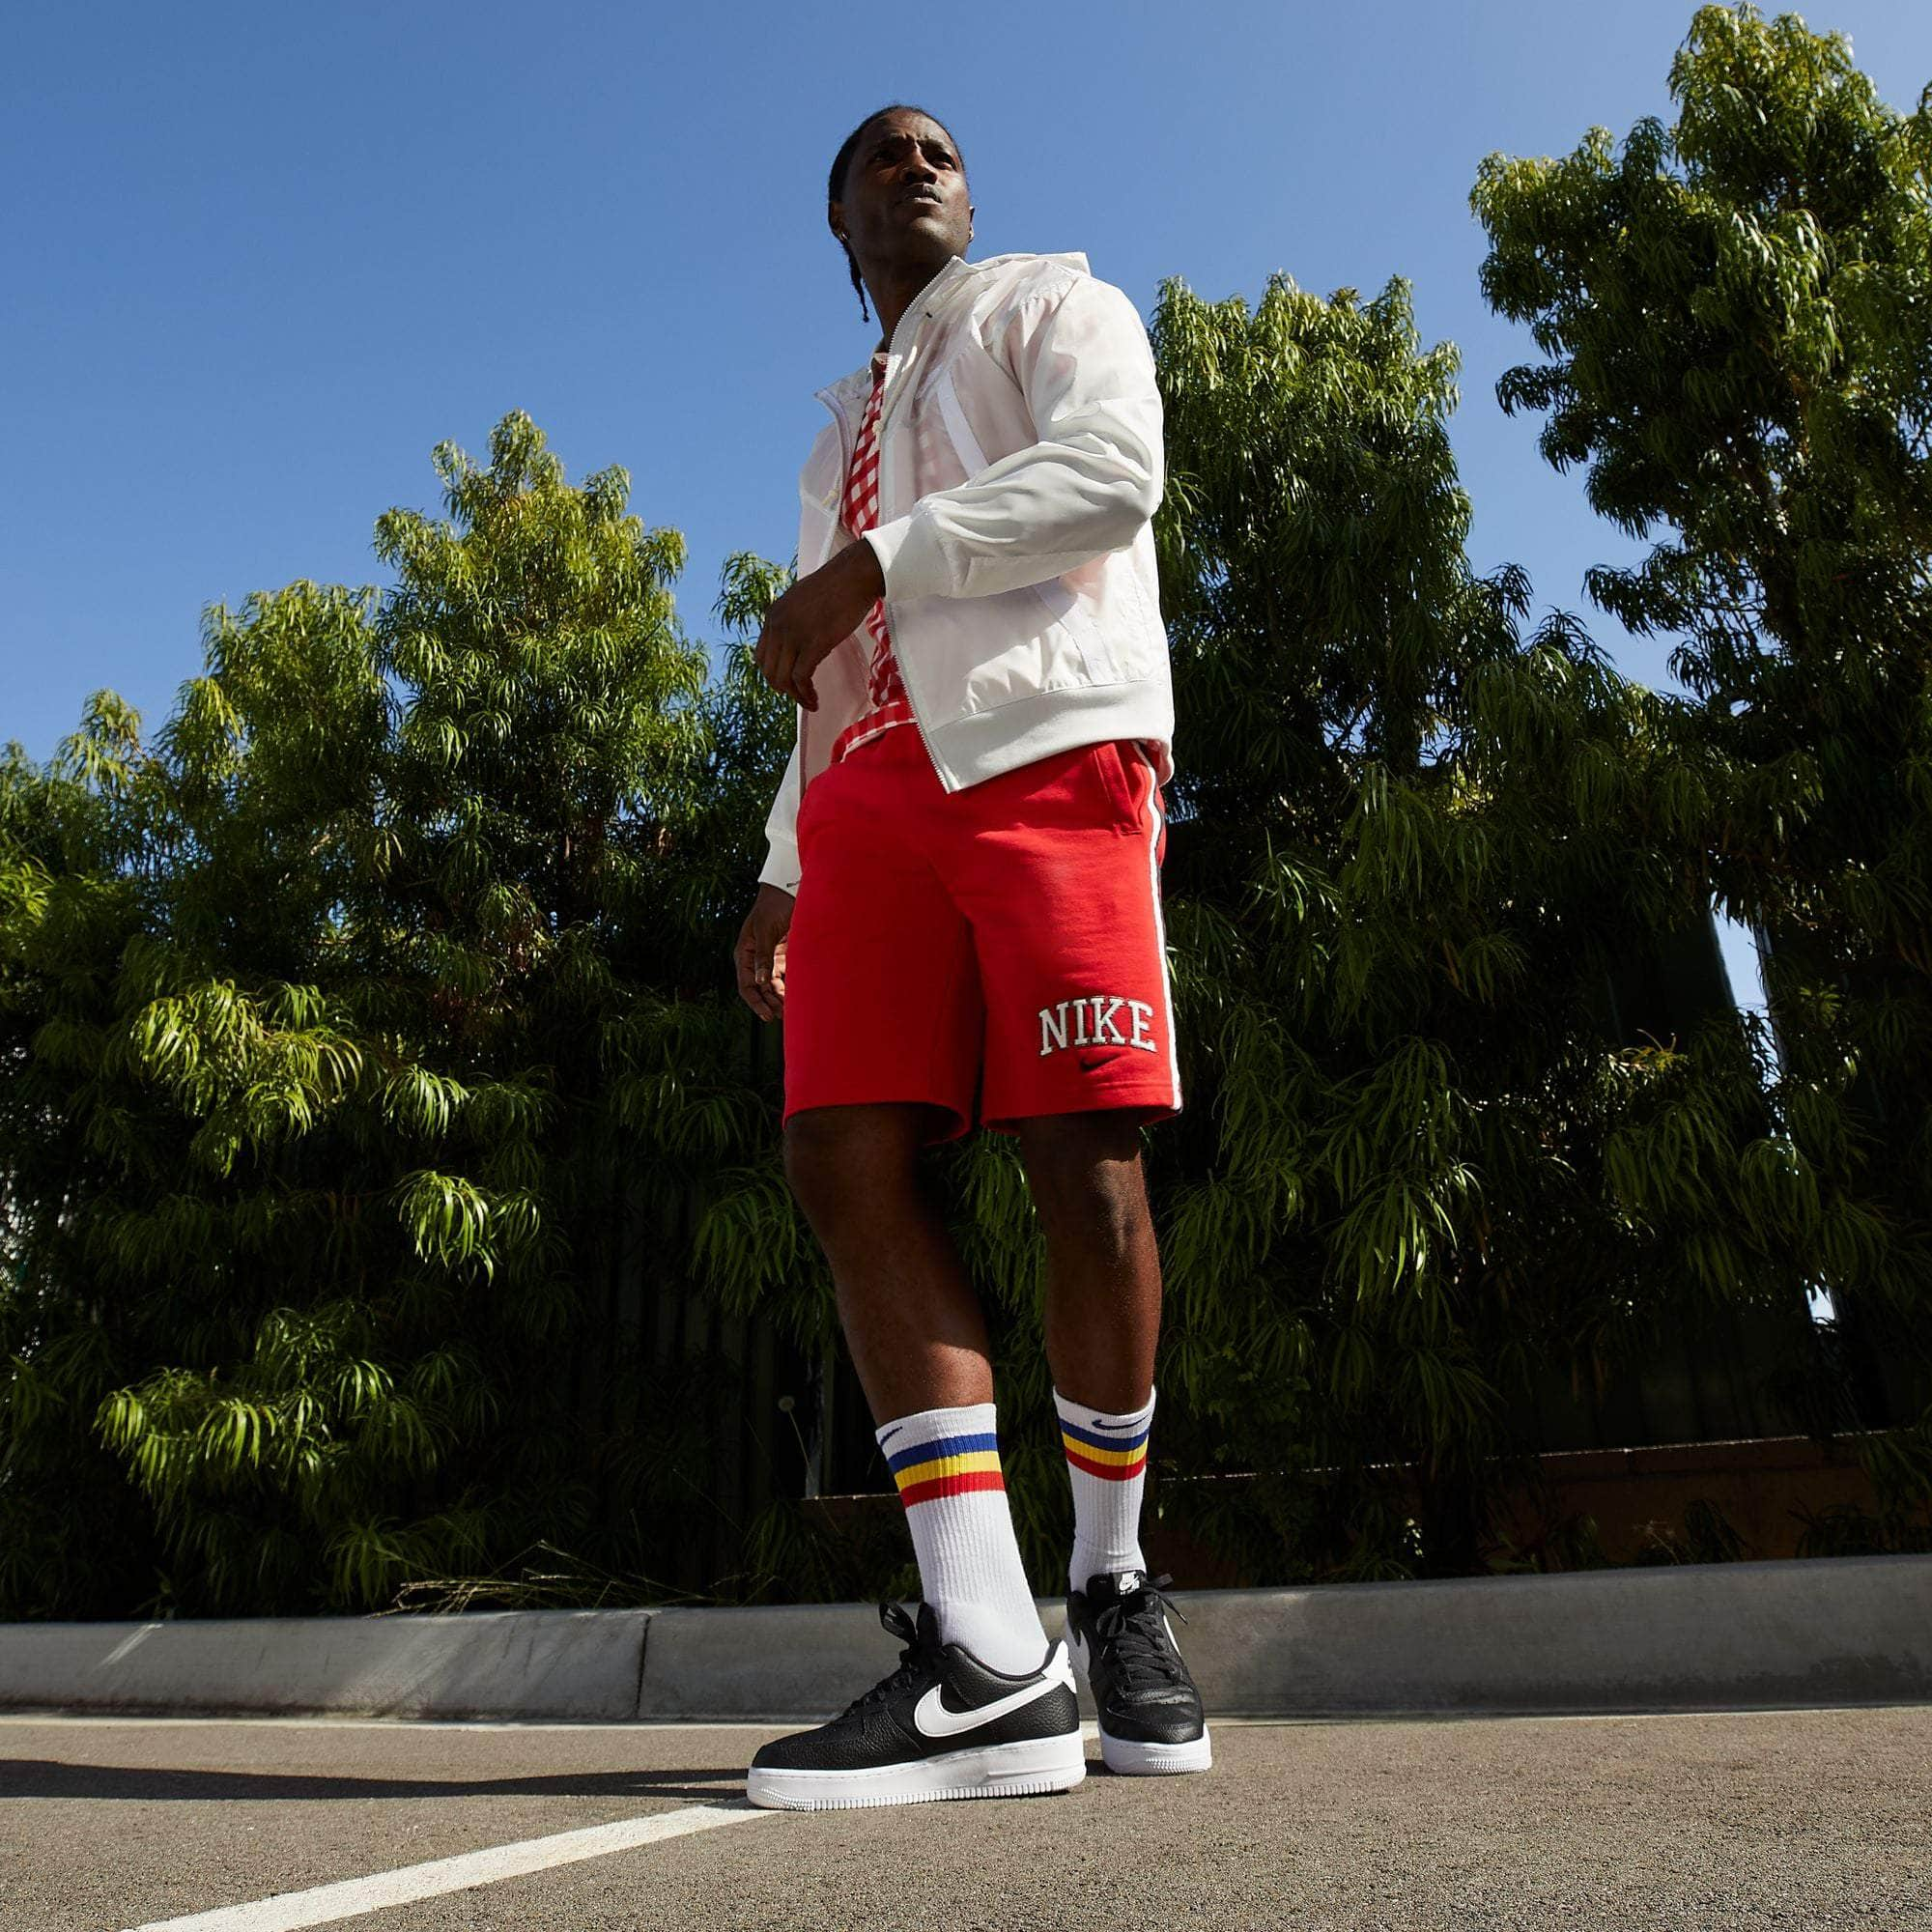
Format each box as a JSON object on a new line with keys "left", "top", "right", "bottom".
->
{"left": 859, "top": 270, "right": 1164, "bottom": 602}
{"left": 756, "top": 728, "right": 804, "bottom": 895}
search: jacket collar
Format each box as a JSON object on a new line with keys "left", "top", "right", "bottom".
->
{"left": 813, "top": 250, "right": 1090, "bottom": 413}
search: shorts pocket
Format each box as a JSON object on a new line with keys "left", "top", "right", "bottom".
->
{"left": 1091, "top": 739, "right": 1143, "bottom": 834}
{"left": 796, "top": 770, "right": 827, "bottom": 854}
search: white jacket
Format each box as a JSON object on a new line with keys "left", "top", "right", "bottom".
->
{"left": 757, "top": 249, "right": 1176, "bottom": 894}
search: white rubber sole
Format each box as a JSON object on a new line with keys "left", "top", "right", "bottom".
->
{"left": 1098, "top": 1726, "right": 1213, "bottom": 1776}
{"left": 745, "top": 1730, "right": 1086, "bottom": 1811}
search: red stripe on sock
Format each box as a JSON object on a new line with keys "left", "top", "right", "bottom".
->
{"left": 1065, "top": 1447, "right": 1147, "bottom": 1482}
{"left": 897, "top": 1468, "right": 1008, "bottom": 1509}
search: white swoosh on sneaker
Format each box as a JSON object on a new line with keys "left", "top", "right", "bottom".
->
{"left": 912, "top": 1662, "right": 1067, "bottom": 1741}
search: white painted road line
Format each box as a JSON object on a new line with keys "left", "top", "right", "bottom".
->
{"left": 122, "top": 1802, "right": 773, "bottom": 1932}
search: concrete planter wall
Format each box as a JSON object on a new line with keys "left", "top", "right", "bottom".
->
{"left": 1, "top": 1553, "right": 1925, "bottom": 1724}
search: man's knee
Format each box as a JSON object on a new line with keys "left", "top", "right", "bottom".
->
{"left": 781, "top": 1103, "right": 930, "bottom": 1224}
{"left": 1015, "top": 1112, "right": 1147, "bottom": 1239}
{"left": 781, "top": 1108, "right": 849, "bottom": 1215}
{"left": 1016, "top": 1110, "right": 1145, "bottom": 1179}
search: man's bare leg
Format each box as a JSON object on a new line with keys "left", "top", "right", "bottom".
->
{"left": 782, "top": 1103, "right": 1162, "bottom": 1417}
{"left": 781, "top": 1101, "right": 992, "bottom": 1418}
{"left": 782, "top": 1099, "right": 1046, "bottom": 1672}
{"left": 1014, "top": 1107, "right": 1208, "bottom": 1772}
{"left": 1014, "top": 1109, "right": 1162, "bottom": 1413}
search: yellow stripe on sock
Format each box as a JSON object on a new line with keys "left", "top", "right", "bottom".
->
{"left": 1061, "top": 1433, "right": 1146, "bottom": 1468}
{"left": 893, "top": 1448, "right": 1005, "bottom": 1492}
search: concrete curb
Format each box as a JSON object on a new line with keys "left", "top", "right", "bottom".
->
{"left": 0, "top": 1608, "right": 651, "bottom": 1723}
{"left": 1, "top": 1555, "right": 1926, "bottom": 1723}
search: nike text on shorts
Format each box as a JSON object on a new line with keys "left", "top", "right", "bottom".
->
{"left": 781, "top": 728, "right": 1182, "bottom": 1144}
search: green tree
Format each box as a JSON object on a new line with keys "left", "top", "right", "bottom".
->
{"left": 1122, "top": 270, "right": 1823, "bottom": 1578}
{"left": 0, "top": 415, "right": 803, "bottom": 1615}
{"left": 1472, "top": 1, "right": 1932, "bottom": 1515}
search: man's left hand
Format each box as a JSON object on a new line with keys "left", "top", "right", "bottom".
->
{"left": 754, "top": 540, "right": 887, "bottom": 711}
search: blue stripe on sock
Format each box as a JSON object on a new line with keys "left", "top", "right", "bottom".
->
{"left": 1060, "top": 1417, "right": 1151, "bottom": 1454}
{"left": 885, "top": 1430, "right": 1000, "bottom": 1473}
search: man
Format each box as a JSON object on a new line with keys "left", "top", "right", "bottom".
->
{"left": 732, "top": 103, "right": 1208, "bottom": 1811}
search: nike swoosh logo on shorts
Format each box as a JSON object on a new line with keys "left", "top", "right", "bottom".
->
{"left": 912, "top": 1671, "right": 1063, "bottom": 1740}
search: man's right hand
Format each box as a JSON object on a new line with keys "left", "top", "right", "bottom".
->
{"left": 734, "top": 883, "right": 796, "bottom": 1021}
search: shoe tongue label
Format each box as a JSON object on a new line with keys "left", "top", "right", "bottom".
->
{"left": 1115, "top": 1571, "right": 1143, "bottom": 1596}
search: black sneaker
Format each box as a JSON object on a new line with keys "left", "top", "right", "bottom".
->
{"left": 1065, "top": 1569, "right": 1212, "bottom": 1775}
{"left": 745, "top": 1601, "right": 1085, "bottom": 1810}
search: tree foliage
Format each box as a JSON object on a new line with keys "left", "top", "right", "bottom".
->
{"left": 0, "top": 417, "right": 802, "bottom": 1615}
{"left": 1129, "top": 268, "right": 1853, "bottom": 1577}
{"left": 1473, "top": 1, "right": 1932, "bottom": 1455}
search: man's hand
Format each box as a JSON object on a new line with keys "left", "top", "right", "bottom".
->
{"left": 754, "top": 539, "right": 886, "bottom": 710}
{"left": 734, "top": 882, "right": 797, "bottom": 1021}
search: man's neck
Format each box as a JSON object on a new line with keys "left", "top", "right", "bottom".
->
{"left": 867, "top": 252, "right": 961, "bottom": 357}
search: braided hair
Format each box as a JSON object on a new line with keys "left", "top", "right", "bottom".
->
{"left": 828, "top": 104, "right": 965, "bottom": 324}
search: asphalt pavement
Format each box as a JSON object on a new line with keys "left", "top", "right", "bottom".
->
{"left": 2, "top": 1703, "right": 1927, "bottom": 1931}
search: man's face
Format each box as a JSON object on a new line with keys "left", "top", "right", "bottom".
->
{"left": 832, "top": 110, "right": 973, "bottom": 277}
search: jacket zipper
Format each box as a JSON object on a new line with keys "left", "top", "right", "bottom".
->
{"left": 869, "top": 289, "right": 955, "bottom": 787}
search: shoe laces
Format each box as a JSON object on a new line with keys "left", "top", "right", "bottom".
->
{"left": 1091, "top": 1572, "right": 1191, "bottom": 1694}
{"left": 841, "top": 1601, "right": 943, "bottom": 1718}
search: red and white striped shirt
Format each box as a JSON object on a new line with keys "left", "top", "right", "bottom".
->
{"left": 828, "top": 350, "right": 917, "bottom": 766}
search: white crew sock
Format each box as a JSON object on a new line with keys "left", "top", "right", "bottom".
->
{"left": 1055, "top": 1385, "right": 1156, "bottom": 1594}
{"left": 877, "top": 1402, "right": 1049, "bottom": 1676}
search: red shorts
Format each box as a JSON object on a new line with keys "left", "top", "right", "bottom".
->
{"left": 781, "top": 724, "right": 1182, "bottom": 1146}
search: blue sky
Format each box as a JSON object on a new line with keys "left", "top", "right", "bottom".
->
{"left": 6, "top": 0, "right": 1930, "bottom": 1019}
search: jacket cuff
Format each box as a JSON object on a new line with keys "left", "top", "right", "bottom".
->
{"left": 860, "top": 514, "right": 934, "bottom": 599}
{"left": 757, "top": 836, "right": 801, "bottom": 895}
